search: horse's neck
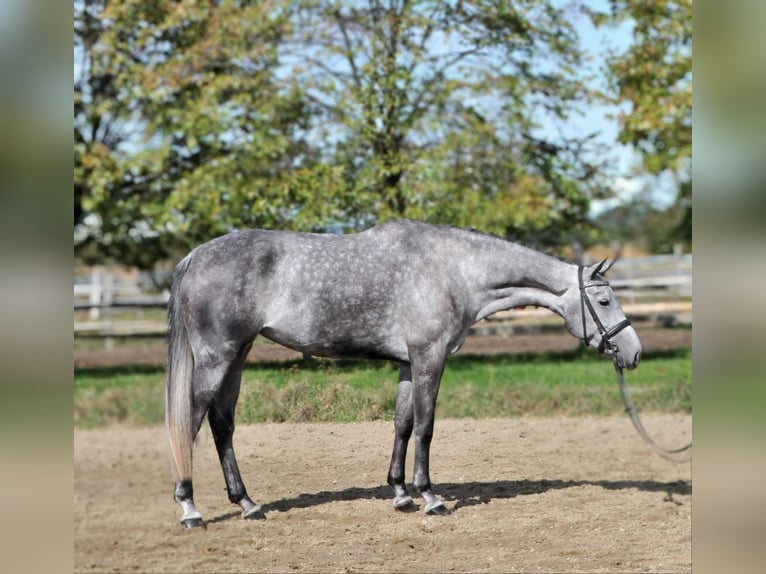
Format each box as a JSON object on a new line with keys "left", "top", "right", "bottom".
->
{"left": 461, "top": 236, "right": 575, "bottom": 322}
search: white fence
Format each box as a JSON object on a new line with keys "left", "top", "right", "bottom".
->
{"left": 74, "top": 268, "right": 170, "bottom": 337}
{"left": 601, "top": 252, "right": 692, "bottom": 303}
{"left": 74, "top": 269, "right": 169, "bottom": 312}
{"left": 74, "top": 253, "right": 691, "bottom": 338}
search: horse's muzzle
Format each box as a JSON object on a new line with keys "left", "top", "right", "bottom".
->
{"left": 627, "top": 350, "right": 641, "bottom": 370}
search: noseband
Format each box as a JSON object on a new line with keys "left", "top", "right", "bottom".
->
{"left": 578, "top": 264, "right": 632, "bottom": 355}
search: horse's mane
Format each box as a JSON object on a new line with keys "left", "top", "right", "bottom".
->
{"left": 446, "top": 223, "right": 567, "bottom": 263}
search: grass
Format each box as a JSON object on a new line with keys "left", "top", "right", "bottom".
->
{"left": 74, "top": 348, "right": 691, "bottom": 428}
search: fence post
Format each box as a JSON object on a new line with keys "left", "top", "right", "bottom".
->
{"left": 572, "top": 240, "right": 583, "bottom": 265}
{"left": 103, "top": 273, "right": 114, "bottom": 350}
{"left": 88, "top": 267, "right": 102, "bottom": 320}
{"left": 673, "top": 243, "right": 685, "bottom": 298}
{"left": 673, "top": 243, "right": 683, "bottom": 272}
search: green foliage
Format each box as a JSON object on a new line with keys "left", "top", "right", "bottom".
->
{"left": 594, "top": 190, "right": 686, "bottom": 254}
{"left": 75, "top": 0, "right": 618, "bottom": 268}
{"left": 75, "top": 0, "right": 315, "bottom": 267}
{"left": 288, "top": 0, "right": 609, "bottom": 244}
{"left": 589, "top": 0, "right": 692, "bottom": 246}
{"left": 602, "top": 0, "right": 691, "bottom": 174}
{"left": 75, "top": 1, "right": 693, "bottom": 267}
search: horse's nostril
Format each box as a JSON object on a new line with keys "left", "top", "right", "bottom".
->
{"left": 634, "top": 351, "right": 641, "bottom": 365}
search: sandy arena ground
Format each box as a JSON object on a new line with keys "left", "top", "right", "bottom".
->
{"left": 74, "top": 414, "right": 691, "bottom": 573}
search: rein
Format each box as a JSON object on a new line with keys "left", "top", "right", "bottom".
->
{"left": 613, "top": 360, "right": 692, "bottom": 462}
{"left": 578, "top": 265, "right": 692, "bottom": 463}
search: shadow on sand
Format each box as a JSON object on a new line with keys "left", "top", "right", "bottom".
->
{"left": 205, "top": 478, "right": 691, "bottom": 524}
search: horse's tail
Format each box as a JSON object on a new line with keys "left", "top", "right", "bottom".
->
{"left": 166, "top": 254, "right": 195, "bottom": 484}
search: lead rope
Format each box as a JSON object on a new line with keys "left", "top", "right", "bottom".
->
{"left": 578, "top": 266, "right": 691, "bottom": 461}
{"left": 613, "top": 359, "right": 692, "bottom": 463}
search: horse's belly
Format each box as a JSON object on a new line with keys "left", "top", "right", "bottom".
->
{"left": 259, "top": 325, "right": 407, "bottom": 362}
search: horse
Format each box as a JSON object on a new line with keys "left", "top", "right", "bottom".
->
{"left": 165, "top": 219, "right": 641, "bottom": 527}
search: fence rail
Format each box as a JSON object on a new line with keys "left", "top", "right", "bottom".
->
{"left": 74, "top": 253, "right": 691, "bottom": 339}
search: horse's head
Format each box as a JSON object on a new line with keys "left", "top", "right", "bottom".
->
{"left": 565, "top": 259, "right": 642, "bottom": 370}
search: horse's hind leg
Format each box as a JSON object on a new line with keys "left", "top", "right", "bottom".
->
{"left": 174, "top": 348, "right": 246, "bottom": 528}
{"left": 387, "top": 364, "right": 415, "bottom": 510}
{"left": 208, "top": 343, "right": 262, "bottom": 519}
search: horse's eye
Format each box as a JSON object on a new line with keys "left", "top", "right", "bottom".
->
{"left": 598, "top": 298, "right": 610, "bottom": 307}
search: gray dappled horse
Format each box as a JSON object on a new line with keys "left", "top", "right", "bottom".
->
{"left": 166, "top": 219, "right": 641, "bottom": 527}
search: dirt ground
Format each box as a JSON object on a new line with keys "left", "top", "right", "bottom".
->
{"left": 74, "top": 414, "right": 691, "bottom": 573}
{"left": 75, "top": 328, "right": 691, "bottom": 573}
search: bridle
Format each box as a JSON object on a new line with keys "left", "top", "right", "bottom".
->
{"left": 578, "top": 264, "right": 692, "bottom": 461}
{"left": 577, "top": 264, "right": 632, "bottom": 355}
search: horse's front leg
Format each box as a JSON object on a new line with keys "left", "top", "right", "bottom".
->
{"left": 410, "top": 349, "right": 451, "bottom": 515}
{"left": 387, "top": 364, "right": 415, "bottom": 509}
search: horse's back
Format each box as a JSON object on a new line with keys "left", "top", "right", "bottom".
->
{"left": 175, "top": 221, "right": 468, "bottom": 358}
{"left": 183, "top": 219, "right": 447, "bottom": 267}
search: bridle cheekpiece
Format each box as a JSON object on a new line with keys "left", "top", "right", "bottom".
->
{"left": 578, "top": 264, "right": 632, "bottom": 355}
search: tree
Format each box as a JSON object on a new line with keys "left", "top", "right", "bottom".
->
{"left": 285, "top": 0, "right": 611, "bottom": 244}
{"left": 594, "top": 191, "right": 686, "bottom": 254}
{"left": 75, "top": 0, "right": 313, "bottom": 268}
{"left": 75, "top": 0, "right": 616, "bottom": 269}
{"left": 590, "top": 0, "right": 691, "bottom": 247}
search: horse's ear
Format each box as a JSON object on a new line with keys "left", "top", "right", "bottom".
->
{"left": 590, "top": 258, "right": 613, "bottom": 278}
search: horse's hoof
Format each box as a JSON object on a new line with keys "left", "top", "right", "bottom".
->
{"left": 393, "top": 495, "right": 414, "bottom": 510}
{"left": 242, "top": 507, "right": 265, "bottom": 521}
{"left": 425, "top": 501, "right": 451, "bottom": 516}
{"left": 181, "top": 517, "right": 206, "bottom": 529}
